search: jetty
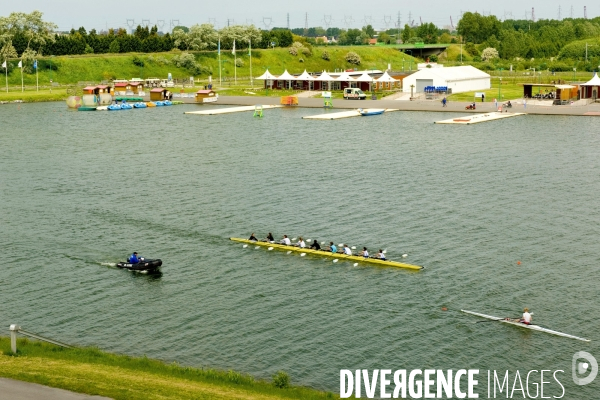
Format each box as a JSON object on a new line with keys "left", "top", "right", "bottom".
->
{"left": 184, "top": 105, "right": 282, "bottom": 115}
{"left": 303, "top": 108, "right": 399, "bottom": 120}
{"left": 434, "top": 112, "right": 526, "bottom": 125}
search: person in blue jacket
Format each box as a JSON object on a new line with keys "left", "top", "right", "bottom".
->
{"left": 128, "top": 252, "right": 139, "bottom": 264}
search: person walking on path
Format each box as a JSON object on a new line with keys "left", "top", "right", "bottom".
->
{"left": 494, "top": 98, "right": 498, "bottom": 109}
{"left": 524, "top": 98, "right": 527, "bottom": 109}
{"left": 442, "top": 97, "right": 447, "bottom": 107}
{"left": 481, "top": 93, "right": 485, "bottom": 102}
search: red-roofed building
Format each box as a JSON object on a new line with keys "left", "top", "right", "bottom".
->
{"left": 195, "top": 89, "right": 218, "bottom": 103}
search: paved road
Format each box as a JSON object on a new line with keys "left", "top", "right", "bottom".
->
{"left": 0, "top": 378, "right": 112, "bottom": 400}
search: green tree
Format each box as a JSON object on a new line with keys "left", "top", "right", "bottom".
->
{"left": 416, "top": 22, "right": 438, "bottom": 44}
{"left": 108, "top": 39, "right": 120, "bottom": 53}
{"left": 0, "top": 11, "right": 57, "bottom": 58}
{"left": 362, "top": 24, "right": 375, "bottom": 38}
{"left": 401, "top": 24, "right": 412, "bottom": 43}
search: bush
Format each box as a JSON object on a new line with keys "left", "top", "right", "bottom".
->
{"left": 132, "top": 56, "right": 145, "bottom": 67}
{"left": 321, "top": 50, "right": 330, "bottom": 61}
{"left": 481, "top": 47, "right": 499, "bottom": 61}
{"left": 235, "top": 58, "right": 244, "bottom": 67}
{"left": 288, "top": 46, "right": 298, "bottom": 56}
{"left": 272, "top": 371, "right": 290, "bottom": 389}
{"left": 172, "top": 52, "right": 209, "bottom": 75}
{"left": 299, "top": 57, "right": 304, "bottom": 63}
{"left": 345, "top": 51, "right": 361, "bottom": 65}
{"left": 428, "top": 54, "right": 438, "bottom": 62}
{"left": 301, "top": 47, "right": 312, "bottom": 56}
{"left": 84, "top": 44, "right": 94, "bottom": 54}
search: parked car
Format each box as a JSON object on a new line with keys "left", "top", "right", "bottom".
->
{"left": 343, "top": 88, "right": 366, "bottom": 100}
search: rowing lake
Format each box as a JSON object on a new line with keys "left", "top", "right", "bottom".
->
{"left": 1, "top": 102, "right": 599, "bottom": 397}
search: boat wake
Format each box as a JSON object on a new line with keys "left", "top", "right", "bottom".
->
{"left": 100, "top": 262, "right": 117, "bottom": 267}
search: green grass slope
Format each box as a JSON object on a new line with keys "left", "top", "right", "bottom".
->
{"left": 1, "top": 47, "right": 417, "bottom": 88}
{"left": 0, "top": 337, "right": 337, "bottom": 400}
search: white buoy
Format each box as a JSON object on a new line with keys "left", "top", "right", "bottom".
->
{"left": 242, "top": 244, "right": 248, "bottom": 248}
{"left": 255, "top": 246, "right": 260, "bottom": 249}
{"left": 291, "top": 238, "right": 297, "bottom": 241}
{"left": 383, "top": 249, "right": 387, "bottom": 254}
{"left": 300, "top": 253, "right": 306, "bottom": 257}
{"left": 353, "top": 263, "right": 358, "bottom": 267}
{"left": 287, "top": 251, "right": 292, "bottom": 254}
{"left": 268, "top": 247, "right": 273, "bottom": 250}
{"left": 321, "top": 241, "right": 325, "bottom": 245}
{"left": 338, "top": 243, "right": 343, "bottom": 247}
{"left": 306, "top": 239, "right": 311, "bottom": 242}
{"left": 333, "top": 259, "right": 338, "bottom": 263}
{"left": 351, "top": 246, "right": 356, "bottom": 250}
{"left": 402, "top": 254, "right": 408, "bottom": 258}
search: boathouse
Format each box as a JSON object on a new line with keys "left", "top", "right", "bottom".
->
{"left": 401, "top": 65, "right": 490, "bottom": 94}
{"left": 150, "top": 88, "right": 171, "bottom": 101}
{"left": 195, "top": 89, "right": 218, "bottom": 103}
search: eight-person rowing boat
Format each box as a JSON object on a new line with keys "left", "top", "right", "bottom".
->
{"left": 230, "top": 237, "right": 423, "bottom": 271}
{"left": 461, "top": 309, "right": 590, "bottom": 342}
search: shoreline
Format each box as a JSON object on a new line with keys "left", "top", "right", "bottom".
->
{"left": 0, "top": 337, "right": 338, "bottom": 400}
{"left": 3, "top": 94, "right": 600, "bottom": 116}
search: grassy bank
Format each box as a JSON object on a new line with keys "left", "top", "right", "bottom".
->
{"left": 0, "top": 47, "right": 414, "bottom": 88}
{"left": 0, "top": 337, "right": 337, "bottom": 400}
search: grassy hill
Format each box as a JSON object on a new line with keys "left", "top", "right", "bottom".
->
{"left": 0, "top": 337, "right": 337, "bottom": 400}
{"left": 1, "top": 46, "right": 417, "bottom": 89}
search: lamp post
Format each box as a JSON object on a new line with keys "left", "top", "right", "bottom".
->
{"left": 497, "top": 68, "right": 503, "bottom": 101}
{"left": 573, "top": 67, "right": 576, "bottom": 82}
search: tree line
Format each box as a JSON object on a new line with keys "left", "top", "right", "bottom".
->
{"left": 2, "top": 10, "right": 600, "bottom": 67}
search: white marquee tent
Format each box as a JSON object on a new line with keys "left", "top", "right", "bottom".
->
{"left": 402, "top": 65, "right": 490, "bottom": 94}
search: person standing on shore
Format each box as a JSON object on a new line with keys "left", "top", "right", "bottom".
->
{"left": 494, "top": 98, "right": 498, "bottom": 109}
{"left": 442, "top": 97, "right": 447, "bottom": 107}
{"left": 481, "top": 93, "right": 485, "bottom": 102}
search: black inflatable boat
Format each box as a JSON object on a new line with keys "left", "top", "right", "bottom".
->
{"left": 116, "top": 259, "right": 162, "bottom": 271}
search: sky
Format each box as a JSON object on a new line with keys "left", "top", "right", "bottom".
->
{"left": 4, "top": 1, "right": 598, "bottom": 32}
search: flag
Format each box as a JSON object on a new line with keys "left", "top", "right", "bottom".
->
{"left": 232, "top": 40, "right": 235, "bottom": 55}
{"left": 218, "top": 37, "right": 221, "bottom": 55}
{"left": 1, "top": 60, "right": 5, "bottom": 69}
{"left": 34, "top": 60, "right": 37, "bottom": 69}
{"left": 248, "top": 39, "right": 251, "bottom": 56}
{"left": 18, "top": 60, "right": 22, "bottom": 68}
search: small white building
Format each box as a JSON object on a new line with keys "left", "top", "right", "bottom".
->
{"left": 402, "top": 65, "right": 490, "bottom": 94}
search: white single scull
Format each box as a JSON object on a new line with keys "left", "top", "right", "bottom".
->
{"left": 461, "top": 309, "right": 590, "bottom": 342}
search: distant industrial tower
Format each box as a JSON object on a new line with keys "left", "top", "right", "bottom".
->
{"left": 584, "top": 6, "right": 587, "bottom": 19}
{"left": 304, "top": 13, "right": 308, "bottom": 36}
{"left": 531, "top": 7, "right": 535, "bottom": 22}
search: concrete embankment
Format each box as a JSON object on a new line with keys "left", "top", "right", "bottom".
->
{"left": 174, "top": 95, "right": 600, "bottom": 116}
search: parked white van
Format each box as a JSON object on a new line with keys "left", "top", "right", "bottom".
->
{"left": 343, "top": 88, "right": 366, "bottom": 100}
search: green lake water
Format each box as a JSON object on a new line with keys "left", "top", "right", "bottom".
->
{"left": 1, "top": 102, "right": 599, "bottom": 396}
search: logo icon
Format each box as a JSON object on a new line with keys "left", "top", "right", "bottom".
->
{"left": 572, "top": 351, "right": 598, "bottom": 386}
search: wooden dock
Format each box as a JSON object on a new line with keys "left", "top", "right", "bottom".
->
{"left": 303, "top": 108, "right": 399, "bottom": 120}
{"left": 435, "top": 112, "right": 526, "bottom": 125}
{"left": 184, "top": 105, "right": 282, "bottom": 115}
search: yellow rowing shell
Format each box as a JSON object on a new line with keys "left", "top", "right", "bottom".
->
{"left": 229, "top": 238, "right": 424, "bottom": 271}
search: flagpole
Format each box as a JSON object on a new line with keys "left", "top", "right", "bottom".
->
{"left": 4, "top": 60, "right": 7, "bottom": 93}
{"left": 35, "top": 60, "right": 38, "bottom": 91}
{"left": 20, "top": 60, "right": 23, "bottom": 92}
{"left": 249, "top": 39, "right": 253, "bottom": 88}
{"left": 233, "top": 40, "right": 237, "bottom": 85}
{"left": 218, "top": 36, "right": 221, "bottom": 86}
